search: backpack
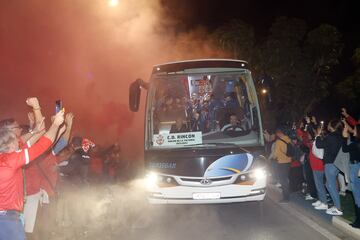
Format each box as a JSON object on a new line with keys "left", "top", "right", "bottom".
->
{"left": 279, "top": 138, "right": 296, "bottom": 158}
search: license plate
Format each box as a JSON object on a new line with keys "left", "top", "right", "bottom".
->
{"left": 193, "top": 193, "right": 221, "bottom": 200}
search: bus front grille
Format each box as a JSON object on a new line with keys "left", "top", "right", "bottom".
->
{"left": 180, "top": 176, "right": 232, "bottom": 183}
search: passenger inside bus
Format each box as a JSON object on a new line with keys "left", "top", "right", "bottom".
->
{"left": 221, "top": 113, "right": 250, "bottom": 137}
{"left": 190, "top": 111, "right": 209, "bottom": 132}
{"left": 153, "top": 74, "right": 253, "bottom": 138}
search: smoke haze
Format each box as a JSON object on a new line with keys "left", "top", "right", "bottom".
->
{"left": 54, "top": 180, "right": 231, "bottom": 240}
{"left": 0, "top": 0, "right": 227, "bottom": 159}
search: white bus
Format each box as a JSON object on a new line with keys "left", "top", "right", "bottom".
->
{"left": 129, "top": 59, "right": 267, "bottom": 204}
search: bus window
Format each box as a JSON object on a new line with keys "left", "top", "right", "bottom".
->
{"left": 150, "top": 71, "right": 261, "bottom": 147}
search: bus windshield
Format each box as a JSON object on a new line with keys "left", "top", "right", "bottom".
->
{"left": 148, "top": 71, "right": 262, "bottom": 148}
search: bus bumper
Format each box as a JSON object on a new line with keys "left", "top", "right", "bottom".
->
{"left": 147, "top": 181, "right": 266, "bottom": 204}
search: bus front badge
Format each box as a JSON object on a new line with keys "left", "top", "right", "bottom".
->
{"left": 200, "top": 178, "right": 212, "bottom": 185}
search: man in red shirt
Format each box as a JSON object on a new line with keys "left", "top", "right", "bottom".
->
{"left": 0, "top": 110, "right": 64, "bottom": 240}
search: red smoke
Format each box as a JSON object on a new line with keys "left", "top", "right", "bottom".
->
{"left": 0, "top": 0, "right": 227, "bottom": 159}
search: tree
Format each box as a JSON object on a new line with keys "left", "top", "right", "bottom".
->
{"left": 258, "top": 18, "right": 342, "bottom": 123}
{"left": 303, "top": 24, "right": 343, "bottom": 113}
{"left": 259, "top": 17, "right": 309, "bottom": 123}
{"left": 213, "top": 17, "right": 343, "bottom": 125}
{"left": 212, "top": 19, "right": 257, "bottom": 64}
{"left": 336, "top": 48, "right": 360, "bottom": 102}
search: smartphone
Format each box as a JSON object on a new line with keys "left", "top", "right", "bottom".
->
{"left": 55, "top": 100, "right": 62, "bottom": 113}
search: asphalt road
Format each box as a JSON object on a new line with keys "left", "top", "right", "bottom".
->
{"left": 46, "top": 184, "right": 347, "bottom": 240}
{"left": 111, "top": 196, "right": 330, "bottom": 240}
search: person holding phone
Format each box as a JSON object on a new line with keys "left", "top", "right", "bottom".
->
{"left": 342, "top": 121, "right": 360, "bottom": 228}
{"left": 304, "top": 125, "right": 327, "bottom": 210}
{"left": 315, "top": 119, "right": 344, "bottom": 216}
{"left": 0, "top": 109, "right": 65, "bottom": 240}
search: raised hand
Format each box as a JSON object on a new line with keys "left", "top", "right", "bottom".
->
{"left": 53, "top": 111, "right": 65, "bottom": 126}
{"left": 65, "top": 113, "right": 74, "bottom": 125}
{"left": 26, "top": 97, "right": 40, "bottom": 109}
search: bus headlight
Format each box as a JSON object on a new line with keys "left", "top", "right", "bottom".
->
{"left": 145, "top": 172, "right": 158, "bottom": 188}
{"left": 253, "top": 169, "right": 266, "bottom": 180}
{"left": 145, "top": 172, "right": 178, "bottom": 188}
{"left": 236, "top": 169, "right": 266, "bottom": 184}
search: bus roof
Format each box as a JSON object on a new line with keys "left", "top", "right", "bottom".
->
{"left": 152, "top": 59, "right": 249, "bottom": 74}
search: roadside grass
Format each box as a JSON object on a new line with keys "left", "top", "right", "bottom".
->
{"left": 341, "top": 192, "right": 356, "bottom": 222}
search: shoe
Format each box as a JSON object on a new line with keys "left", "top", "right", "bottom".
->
{"left": 350, "top": 206, "right": 360, "bottom": 228}
{"left": 339, "top": 191, "right": 346, "bottom": 196}
{"left": 315, "top": 203, "right": 328, "bottom": 210}
{"left": 350, "top": 222, "right": 360, "bottom": 228}
{"left": 305, "top": 194, "right": 315, "bottom": 201}
{"left": 312, "top": 200, "right": 322, "bottom": 207}
{"left": 326, "top": 206, "right": 343, "bottom": 216}
{"left": 275, "top": 183, "right": 282, "bottom": 188}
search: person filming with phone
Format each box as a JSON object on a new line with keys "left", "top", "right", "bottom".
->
{"left": 342, "top": 120, "right": 360, "bottom": 228}
{"left": 0, "top": 99, "right": 65, "bottom": 240}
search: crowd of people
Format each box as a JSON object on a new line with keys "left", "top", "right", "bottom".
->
{"left": 0, "top": 97, "right": 130, "bottom": 240}
{"left": 1, "top": 96, "right": 359, "bottom": 239}
{"left": 264, "top": 108, "right": 360, "bottom": 228}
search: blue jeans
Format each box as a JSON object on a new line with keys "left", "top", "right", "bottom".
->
{"left": 325, "top": 164, "right": 340, "bottom": 209}
{"left": 0, "top": 211, "right": 26, "bottom": 240}
{"left": 271, "top": 159, "right": 279, "bottom": 183}
{"left": 313, "top": 170, "right": 327, "bottom": 203}
{"left": 350, "top": 163, "right": 360, "bottom": 207}
{"left": 278, "top": 163, "right": 290, "bottom": 200}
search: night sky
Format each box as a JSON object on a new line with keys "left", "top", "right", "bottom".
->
{"left": 161, "top": 0, "right": 360, "bottom": 116}
{"left": 163, "top": 0, "right": 359, "bottom": 35}
{"left": 164, "top": 0, "right": 359, "bottom": 56}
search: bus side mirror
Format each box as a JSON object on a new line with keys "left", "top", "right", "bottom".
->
{"left": 129, "top": 80, "right": 141, "bottom": 112}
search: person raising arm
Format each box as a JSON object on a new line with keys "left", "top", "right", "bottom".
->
{"left": 342, "top": 120, "right": 360, "bottom": 228}
{"left": 0, "top": 110, "right": 64, "bottom": 240}
{"left": 342, "top": 108, "right": 358, "bottom": 128}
